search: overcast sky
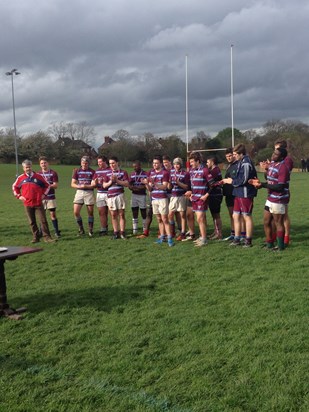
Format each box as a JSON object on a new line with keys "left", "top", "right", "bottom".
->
{"left": 1, "top": 0, "right": 308, "bottom": 147}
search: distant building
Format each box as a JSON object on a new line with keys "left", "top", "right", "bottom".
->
{"left": 54, "top": 136, "right": 98, "bottom": 160}
{"left": 98, "top": 136, "right": 116, "bottom": 152}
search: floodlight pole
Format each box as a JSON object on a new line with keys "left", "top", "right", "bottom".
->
{"left": 6, "top": 68, "right": 20, "bottom": 177}
{"left": 230, "top": 45, "right": 235, "bottom": 148}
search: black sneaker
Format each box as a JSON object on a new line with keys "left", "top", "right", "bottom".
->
{"left": 78, "top": 228, "right": 85, "bottom": 236}
{"left": 120, "top": 233, "right": 127, "bottom": 240}
{"left": 99, "top": 230, "right": 107, "bottom": 236}
{"left": 111, "top": 234, "right": 120, "bottom": 240}
{"left": 55, "top": 231, "right": 61, "bottom": 238}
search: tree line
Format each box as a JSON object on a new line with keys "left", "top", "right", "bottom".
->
{"left": 1, "top": 119, "right": 309, "bottom": 166}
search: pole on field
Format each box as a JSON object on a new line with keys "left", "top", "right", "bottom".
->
{"left": 230, "top": 45, "right": 235, "bottom": 148}
{"left": 6, "top": 68, "right": 21, "bottom": 177}
{"left": 185, "top": 55, "right": 190, "bottom": 170}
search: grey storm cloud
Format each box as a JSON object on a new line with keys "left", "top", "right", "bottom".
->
{"left": 1, "top": 0, "right": 309, "bottom": 146}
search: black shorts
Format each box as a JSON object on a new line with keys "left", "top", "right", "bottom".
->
{"left": 209, "top": 196, "right": 223, "bottom": 214}
{"left": 225, "top": 195, "right": 235, "bottom": 208}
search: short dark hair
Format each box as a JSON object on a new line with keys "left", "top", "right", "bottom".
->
{"left": 189, "top": 151, "right": 202, "bottom": 162}
{"left": 109, "top": 156, "right": 119, "bottom": 163}
{"left": 97, "top": 155, "right": 108, "bottom": 162}
{"left": 153, "top": 155, "right": 162, "bottom": 163}
{"left": 39, "top": 156, "right": 48, "bottom": 162}
{"left": 225, "top": 148, "right": 233, "bottom": 155}
{"left": 233, "top": 144, "right": 246, "bottom": 155}
{"left": 162, "top": 155, "right": 171, "bottom": 161}
{"left": 274, "top": 139, "right": 287, "bottom": 149}
{"left": 207, "top": 156, "right": 218, "bottom": 165}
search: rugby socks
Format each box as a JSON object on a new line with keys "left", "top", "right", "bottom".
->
{"left": 52, "top": 219, "right": 59, "bottom": 234}
{"left": 76, "top": 217, "right": 85, "bottom": 235}
{"left": 132, "top": 218, "right": 138, "bottom": 234}
{"left": 241, "top": 231, "right": 246, "bottom": 240}
{"left": 76, "top": 217, "right": 83, "bottom": 229}
{"left": 88, "top": 216, "right": 94, "bottom": 233}
{"left": 284, "top": 234, "right": 290, "bottom": 247}
{"left": 277, "top": 231, "right": 285, "bottom": 250}
{"left": 169, "top": 221, "right": 176, "bottom": 237}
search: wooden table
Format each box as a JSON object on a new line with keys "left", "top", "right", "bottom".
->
{"left": 0, "top": 246, "right": 42, "bottom": 320}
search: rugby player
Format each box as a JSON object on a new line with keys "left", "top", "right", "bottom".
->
{"left": 206, "top": 156, "right": 223, "bottom": 240}
{"left": 185, "top": 152, "right": 212, "bottom": 247}
{"left": 38, "top": 156, "right": 61, "bottom": 238}
{"left": 168, "top": 157, "right": 190, "bottom": 241}
{"left": 92, "top": 156, "right": 110, "bottom": 236}
{"left": 143, "top": 156, "right": 174, "bottom": 247}
{"left": 103, "top": 156, "right": 129, "bottom": 240}
{"left": 129, "top": 161, "right": 148, "bottom": 235}
{"left": 250, "top": 147, "right": 290, "bottom": 251}
{"left": 71, "top": 156, "right": 96, "bottom": 237}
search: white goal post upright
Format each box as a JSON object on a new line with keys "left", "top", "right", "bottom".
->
{"left": 231, "top": 44, "right": 235, "bottom": 148}
{"left": 185, "top": 54, "right": 189, "bottom": 156}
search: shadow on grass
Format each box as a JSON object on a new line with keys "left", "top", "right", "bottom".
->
{"left": 12, "top": 284, "right": 156, "bottom": 315}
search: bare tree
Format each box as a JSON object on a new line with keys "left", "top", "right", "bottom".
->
{"left": 47, "top": 121, "right": 96, "bottom": 144}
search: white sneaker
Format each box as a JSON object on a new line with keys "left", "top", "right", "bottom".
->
{"left": 194, "top": 239, "right": 208, "bottom": 247}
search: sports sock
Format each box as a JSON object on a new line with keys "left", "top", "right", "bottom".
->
{"left": 76, "top": 217, "right": 83, "bottom": 229}
{"left": 277, "top": 231, "right": 285, "bottom": 250}
{"left": 52, "top": 219, "right": 59, "bottom": 233}
{"left": 88, "top": 216, "right": 94, "bottom": 232}
{"left": 132, "top": 218, "right": 138, "bottom": 232}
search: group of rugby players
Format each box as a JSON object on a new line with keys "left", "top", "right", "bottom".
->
{"left": 13, "top": 138, "right": 292, "bottom": 251}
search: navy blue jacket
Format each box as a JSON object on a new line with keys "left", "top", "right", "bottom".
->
{"left": 232, "top": 155, "right": 257, "bottom": 198}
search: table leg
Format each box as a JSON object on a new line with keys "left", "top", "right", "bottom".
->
{"left": 0, "top": 260, "right": 9, "bottom": 313}
{"left": 0, "top": 260, "right": 26, "bottom": 320}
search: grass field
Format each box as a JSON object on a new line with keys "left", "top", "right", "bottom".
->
{"left": 0, "top": 163, "right": 308, "bottom": 412}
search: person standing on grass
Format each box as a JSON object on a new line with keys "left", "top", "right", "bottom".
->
{"left": 128, "top": 161, "right": 148, "bottom": 235}
{"left": 143, "top": 155, "right": 174, "bottom": 247}
{"left": 92, "top": 156, "right": 110, "bottom": 236}
{"left": 38, "top": 156, "right": 61, "bottom": 238}
{"left": 12, "top": 159, "right": 56, "bottom": 243}
{"left": 260, "top": 139, "right": 293, "bottom": 247}
{"left": 221, "top": 144, "right": 257, "bottom": 248}
{"left": 222, "top": 148, "right": 246, "bottom": 242}
{"left": 206, "top": 156, "right": 223, "bottom": 240}
{"left": 249, "top": 147, "right": 290, "bottom": 251}
{"left": 168, "top": 157, "right": 190, "bottom": 241}
{"left": 185, "top": 152, "right": 212, "bottom": 247}
{"left": 71, "top": 156, "right": 96, "bottom": 237}
{"left": 103, "top": 156, "right": 129, "bottom": 240}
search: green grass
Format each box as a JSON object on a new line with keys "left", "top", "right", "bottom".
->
{"left": 0, "top": 163, "right": 308, "bottom": 411}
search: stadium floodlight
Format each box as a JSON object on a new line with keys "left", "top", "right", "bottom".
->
{"left": 6, "top": 68, "right": 21, "bottom": 177}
